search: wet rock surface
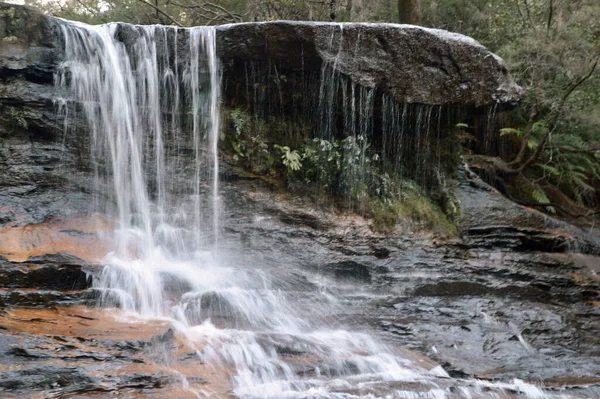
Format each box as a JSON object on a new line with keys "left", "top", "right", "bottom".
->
{"left": 0, "top": 168, "right": 599, "bottom": 397}
{"left": 458, "top": 165, "right": 600, "bottom": 255}
{"left": 210, "top": 170, "right": 600, "bottom": 392}
{"left": 0, "top": 255, "right": 91, "bottom": 289}
{"left": 217, "top": 21, "right": 522, "bottom": 106}
{"left": 0, "top": 307, "right": 217, "bottom": 398}
{"left": 0, "top": 2, "right": 599, "bottom": 397}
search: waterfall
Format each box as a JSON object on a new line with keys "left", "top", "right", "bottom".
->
{"left": 57, "top": 23, "right": 220, "bottom": 256}
{"left": 55, "top": 20, "right": 561, "bottom": 399}
{"left": 57, "top": 22, "right": 221, "bottom": 316}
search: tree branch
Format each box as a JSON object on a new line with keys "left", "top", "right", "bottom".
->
{"left": 549, "top": 146, "right": 600, "bottom": 154}
{"left": 134, "top": 0, "right": 183, "bottom": 26}
{"left": 505, "top": 56, "right": 599, "bottom": 174}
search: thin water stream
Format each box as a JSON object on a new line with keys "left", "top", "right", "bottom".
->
{"left": 55, "top": 20, "right": 575, "bottom": 398}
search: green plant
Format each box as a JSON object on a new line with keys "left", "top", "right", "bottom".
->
{"left": 274, "top": 144, "right": 302, "bottom": 173}
{"left": 7, "top": 106, "right": 28, "bottom": 131}
{"left": 368, "top": 178, "right": 458, "bottom": 236}
{"left": 226, "top": 108, "right": 277, "bottom": 174}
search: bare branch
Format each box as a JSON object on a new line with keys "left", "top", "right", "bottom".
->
{"left": 134, "top": 0, "right": 183, "bottom": 26}
{"left": 547, "top": 0, "right": 554, "bottom": 31}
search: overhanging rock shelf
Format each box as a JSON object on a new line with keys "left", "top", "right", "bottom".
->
{"left": 0, "top": 2, "right": 522, "bottom": 139}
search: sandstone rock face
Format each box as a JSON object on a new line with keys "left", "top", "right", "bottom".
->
{"left": 0, "top": 4, "right": 63, "bottom": 137}
{"left": 0, "top": 3, "right": 521, "bottom": 141}
{"left": 217, "top": 21, "right": 522, "bottom": 106}
{"left": 0, "top": 2, "right": 524, "bottom": 228}
{"left": 457, "top": 165, "right": 600, "bottom": 255}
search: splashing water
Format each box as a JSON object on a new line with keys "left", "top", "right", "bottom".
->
{"left": 55, "top": 20, "right": 573, "bottom": 398}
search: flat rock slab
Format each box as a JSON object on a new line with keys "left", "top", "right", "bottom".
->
{"left": 0, "top": 307, "right": 222, "bottom": 398}
{"left": 0, "top": 217, "right": 112, "bottom": 262}
{"left": 457, "top": 165, "right": 600, "bottom": 255}
{"left": 217, "top": 21, "right": 522, "bottom": 106}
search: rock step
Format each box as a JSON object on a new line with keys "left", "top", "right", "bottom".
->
{"left": 0, "top": 254, "right": 92, "bottom": 291}
{"left": 0, "top": 288, "right": 90, "bottom": 308}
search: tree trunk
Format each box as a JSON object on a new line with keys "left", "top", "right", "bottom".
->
{"left": 398, "top": 0, "right": 421, "bottom": 25}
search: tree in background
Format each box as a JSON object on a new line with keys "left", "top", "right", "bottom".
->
{"left": 398, "top": 0, "right": 421, "bottom": 24}
{"left": 23, "top": 0, "right": 409, "bottom": 25}
{"left": 424, "top": 0, "right": 600, "bottom": 219}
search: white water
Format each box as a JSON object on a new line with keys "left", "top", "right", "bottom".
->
{"left": 56, "top": 20, "right": 570, "bottom": 398}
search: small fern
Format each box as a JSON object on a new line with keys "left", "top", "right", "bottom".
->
{"left": 531, "top": 186, "right": 556, "bottom": 214}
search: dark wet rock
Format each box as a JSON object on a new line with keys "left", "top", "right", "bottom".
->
{"left": 270, "top": 271, "right": 319, "bottom": 292}
{"left": 159, "top": 271, "right": 195, "bottom": 295}
{"left": 371, "top": 246, "right": 391, "bottom": 259}
{"left": 0, "top": 137, "right": 96, "bottom": 226}
{"left": 214, "top": 181, "right": 600, "bottom": 385}
{"left": 26, "top": 252, "right": 89, "bottom": 265}
{"left": 321, "top": 260, "right": 372, "bottom": 282}
{"left": 379, "top": 296, "right": 600, "bottom": 381}
{"left": 109, "top": 372, "right": 176, "bottom": 389}
{"left": 0, "top": 4, "right": 66, "bottom": 139}
{"left": 0, "top": 261, "right": 91, "bottom": 290}
{"left": 182, "top": 291, "right": 246, "bottom": 327}
{"left": 457, "top": 165, "right": 600, "bottom": 255}
{"left": 0, "top": 363, "right": 176, "bottom": 396}
{"left": 0, "top": 365, "right": 101, "bottom": 394}
{"left": 273, "top": 209, "right": 330, "bottom": 230}
{"left": 0, "top": 289, "right": 88, "bottom": 308}
{"left": 113, "top": 339, "right": 147, "bottom": 353}
{"left": 217, "top": 21, "right": 522, "bottom": 106}
{"left": 151, "top": 328, "right": 175, "bottom": 345}
{"left": 7, "top": 344, "right": 113, "bottom": 361}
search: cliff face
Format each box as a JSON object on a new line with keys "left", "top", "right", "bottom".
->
{"left": 0, "top": 3, "right": 521, "bottom": 139}
{"left": 0, "top": 1, "right": 524, "bottom": 226}
{"left": 0, "top": 4, "right": 62, "bottom": 137}
{"left": 216, "top": 21, "right": 522, "bottom": 106}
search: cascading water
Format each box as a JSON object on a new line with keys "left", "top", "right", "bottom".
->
{"left": 55, "top": 19, "right": 570, "bottom": 399}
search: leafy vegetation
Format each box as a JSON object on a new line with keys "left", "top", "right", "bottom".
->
{"left": 6, "top": 106, "right": 28, "bottom": 132}
{"left": 226, "top": 108, "right": 276, "bottom": 175}
{"left": 21, "top": 0, "right": 413, "bottom": 26}
{"left": 424, "top": 0, "right": 600, "bottom": 221}
{"left": 274, "top": 145, "right": 302, "bottom": 174}
{"left": 224, "top": 107, "right": 458, "bottom": 235}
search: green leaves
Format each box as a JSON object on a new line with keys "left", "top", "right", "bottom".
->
{"left": 7, "top": 106, "right": 28, "bottom": 131}
{"left": 274, "top": 144, "right": 302, "bottom": 172}
{"left": 531, "top": 186, "right": 555, "bottom": 214}
{"left": 499, "top": 127, "right": 522, "bottom": 137}
{"left": 230, "top": 108, "right": 246, "bottom": 136}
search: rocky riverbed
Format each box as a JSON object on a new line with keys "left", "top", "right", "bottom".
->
{"left": 1, "top": 164, "right": 599, "bottom": 398}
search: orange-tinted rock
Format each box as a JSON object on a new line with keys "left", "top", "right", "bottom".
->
{"left": 0, "top": 216, "right": 113, "bottom": 263}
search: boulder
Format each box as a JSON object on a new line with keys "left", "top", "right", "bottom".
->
{"left": 217, "top": 21, "right": 522, "bottom": 107}
{"left": 457, "top": 164, "right": 600, "bottom": 254}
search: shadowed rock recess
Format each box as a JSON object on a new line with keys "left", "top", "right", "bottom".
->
{"left": 1, "top": 2, "right": 600, "bottom": 399}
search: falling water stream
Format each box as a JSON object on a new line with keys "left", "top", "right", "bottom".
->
{"left": 55, "top": 20, "right": 574, "bottom": 399}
